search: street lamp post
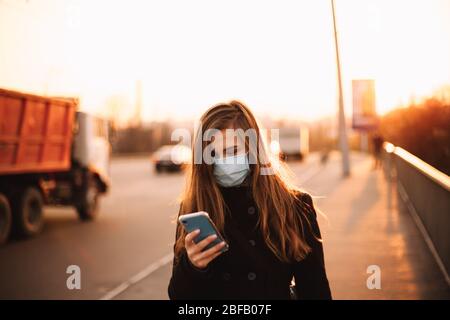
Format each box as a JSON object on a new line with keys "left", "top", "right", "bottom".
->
{"left": 331, "top": 0, "right": 350, "bottom": 177}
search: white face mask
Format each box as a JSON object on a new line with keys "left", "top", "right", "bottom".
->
{"left": 213, "top": 153, "right": 250, "bottom": 187}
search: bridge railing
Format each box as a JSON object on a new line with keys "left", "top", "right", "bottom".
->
{"left": 382, "top": 142, "right": 450, "bottom": 286}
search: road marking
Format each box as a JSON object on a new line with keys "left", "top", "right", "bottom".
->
{"left": 99, "top": 252, "right": 174, "bottom": 300}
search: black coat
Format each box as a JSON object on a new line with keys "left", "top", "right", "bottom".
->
{"left": 168, "top": 185, "right": 332, "bottom": 300}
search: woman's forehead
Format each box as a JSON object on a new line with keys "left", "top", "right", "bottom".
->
{"left": 210, "top": 129, "right": 246, "bottom": 149}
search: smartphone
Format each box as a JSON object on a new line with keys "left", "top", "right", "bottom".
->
{"left": 178, "top": 211, "right": 229, "bottom": 253}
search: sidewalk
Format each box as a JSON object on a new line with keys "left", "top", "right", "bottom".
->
{"left": 115, "top": 152, "right": 450, "bottom": 300}
{"left": 316, "top": 154, "right": 449, "bottom": 299}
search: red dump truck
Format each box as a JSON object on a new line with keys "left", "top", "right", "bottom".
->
{"left": 0, "top": 88, "right": 111, "bottom": 244}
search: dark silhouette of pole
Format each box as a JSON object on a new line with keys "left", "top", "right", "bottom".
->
{"left": 331, "top": 0, "right": 350, "bottom": 177}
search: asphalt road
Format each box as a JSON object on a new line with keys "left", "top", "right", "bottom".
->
{"left": 0, "top": 153, "right": 325, "bottom": 299}
{"left": 2, "top": 152, "right": 448, "bottom": 299}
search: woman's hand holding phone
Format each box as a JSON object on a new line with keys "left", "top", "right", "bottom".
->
{"left": 184, "top": 229, "right": 226, "bottom": 270}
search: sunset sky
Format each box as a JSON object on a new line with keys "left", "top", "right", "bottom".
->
{"left": 1, "top": 0, "right": 449, "bottom": 124}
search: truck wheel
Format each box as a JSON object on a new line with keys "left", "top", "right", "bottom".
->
{"left": 0, "top": 194, "right": 12, "bottom": 245}
{"left": 76, "top": 178, "right": 99, "bottom": 221}
{"left": 12, "top": 187, "right": 44, "bottom": 238}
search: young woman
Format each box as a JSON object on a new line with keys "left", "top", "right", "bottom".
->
{"left": 168, "top": 101, "right": 331, "bottom": 300}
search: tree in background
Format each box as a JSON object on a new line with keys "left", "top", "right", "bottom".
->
{"left": 379, "top": 94, "right": 450, "bottom": 175}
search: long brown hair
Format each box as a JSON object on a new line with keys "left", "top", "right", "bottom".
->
{"left": 175, "top": 100, "right": 314, "bottom": 263}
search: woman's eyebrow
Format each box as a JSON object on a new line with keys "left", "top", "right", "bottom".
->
{"left": 223, "top": 145, "right": 238, "bottom": 152}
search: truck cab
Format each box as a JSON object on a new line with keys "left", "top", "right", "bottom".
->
{"left": 71, "top": 112, "right": 111, "bottom": 220}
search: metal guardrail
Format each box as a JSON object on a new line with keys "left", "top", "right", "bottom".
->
{"left": 383, "top": 142, "right": 450, "bottom": 286}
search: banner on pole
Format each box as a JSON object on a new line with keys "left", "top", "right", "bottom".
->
{"left": 352, "top": 79, "right": 379, "bottom": 131}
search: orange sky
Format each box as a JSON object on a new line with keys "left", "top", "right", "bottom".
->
{"left": 1, "top": 0, "right": 449, "bottom": 124}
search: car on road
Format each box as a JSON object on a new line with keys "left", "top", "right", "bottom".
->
{"left": 152, "top": 145, "right": 191, "bottom": 173}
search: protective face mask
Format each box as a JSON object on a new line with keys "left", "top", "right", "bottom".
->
{"left": 213, "top": 153, "right": 250, "bottom": 187}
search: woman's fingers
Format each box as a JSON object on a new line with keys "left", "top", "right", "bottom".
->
{"left": 185, "top": 229, "right": 200, "bottom": 248}
{"left": 198, "top": 241, "right": 226, "bottom": 260}
{"left": 197, "top": 249, "right": 222, "bottom": 268}
{"left": 192, "top": 245, "right": 225, "bottom": 269}
{"left": 202, "top": 251, "right": 223, "bottom": 265}
{"left": 184, "top": 230, "right": 227, "bottom": 269}
{"left": 191, "top": 234, "right": 218, "bottom": 254}
{"left": 191, "top": 241, "right": 226, "bottom": 265}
